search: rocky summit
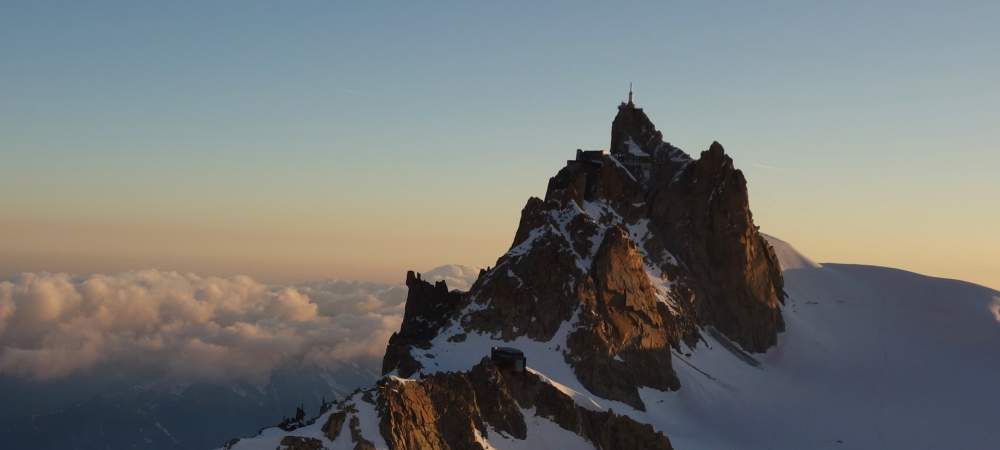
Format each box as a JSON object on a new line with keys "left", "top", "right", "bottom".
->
{"left": 226, "top": 97, "right": 788, "bottom": 450}
{"left": 382, "top": 96, "right": 785, "bottom": 411}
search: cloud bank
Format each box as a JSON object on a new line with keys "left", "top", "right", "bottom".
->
{"left": 0, "top": 266, "right": 477, "bottom": 384}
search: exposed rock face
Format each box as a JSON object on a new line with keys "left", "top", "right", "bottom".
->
{"left": 565, "top": 226, "right": 680, "bottom": 409}
{"left": 382, "top": 271, "right": 466, "bottom": 376}
{"left": 385, "top": 99, "right": 782, "bottom": 392}
{"left": 322, "top": 410, "right": 347, "bottom": 442}
{"left": 648, "top": 141, "right": 785, "bottom": 351}
{"left": 377, "top": 359, "right": 672, "bottom": 450}
{"left": 610, "top": 100, "right": 663, "bottom": 156}
{"left": 223, "top": 99, "right": 786, "bottom": 450}
{"left": 374, "top": 99, "right": 784, "bottom": 444}
{"left": 504, "top": 363, "right": 673, "bottom": 450}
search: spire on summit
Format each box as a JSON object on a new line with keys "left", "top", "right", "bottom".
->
{"left": 627, "top": 82, "right": 634, "bottom": 105}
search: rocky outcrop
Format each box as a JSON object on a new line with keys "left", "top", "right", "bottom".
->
{"left": 375, "top": 98, "right": 784, "bottom": 445}
{"left": 609, "top": 99, "right": 785, "bottom": 352}
{"left": 377, "top": 359, "right": 672, "bottom": 450}
{"left": 322, "top": 410, "right": 347, "bottom": 442}
{"left": 610, "top": 101, "right": 663, "bottom": 156}
{"left": 463, "top": 209, "right": 584, "bottom": 343}
{"left": 382, "top": 272, "right": 467, "bottom": 376}
{"left": 648, "top": 141, "right": 785, "bottom": 351}
{"left": 565, "top": 226, "right": 681, "bottom": 410}
{"left": 223, "top": 98, "right": 787, "bottom": 450}
{"left": 504, "top": 364, "right": 673, "bottom": 450}
{"left": 383, "top": 98, "right": 783, "bottom": 397}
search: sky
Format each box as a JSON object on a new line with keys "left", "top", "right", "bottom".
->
{"left": 1, "top": 1, "right": 998, "bottom": 289}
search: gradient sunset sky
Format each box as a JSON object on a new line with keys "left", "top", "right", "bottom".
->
{"left": 2, "top": 1, "right": 998, "bottom": 289}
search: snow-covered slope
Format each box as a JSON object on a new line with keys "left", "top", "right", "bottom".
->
{"left": 414, "top": 237, "right": 1000, "bottom": 449}
{"left": 226, "top": 236, "right": 1000, "bottom": 450}
{"left": 648, "top": 236, "right": 1000, "bottom": 449}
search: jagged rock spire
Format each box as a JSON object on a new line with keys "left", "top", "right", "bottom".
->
{"left": 384, "top": 96, "right": 783, "bottom": 420}
{"left": 610, "top": 91, "right": 663, "bottom": 156}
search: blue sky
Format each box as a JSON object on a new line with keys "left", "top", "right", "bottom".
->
{"left": 1, "top": 1, "right": 998, "bottom": 288}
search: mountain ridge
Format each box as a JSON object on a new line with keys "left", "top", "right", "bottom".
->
{"left": 231, "top": 98, "right": 784, "bottom": 449}
{"left": 381, "top": 98, "right": 785, "bottom": 406}
{"left": 224, "top": 101, "right": 1000, "bottom": 450}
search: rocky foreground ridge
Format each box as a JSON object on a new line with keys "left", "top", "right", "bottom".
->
{"left": 226, "top": 98, "right": 785, "bottom": 450}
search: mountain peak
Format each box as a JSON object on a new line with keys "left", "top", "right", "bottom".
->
{"left": 228, "top": 99, "right": 786, "bottom": 449}
{"left": 610, "top": 97, "right": 663, "bottom": 157}
{"left": 224, "top": 98, "right": 1000, "bottom": 450}
{"left": 382, "top": 99, "right": 785, "bottom": 390}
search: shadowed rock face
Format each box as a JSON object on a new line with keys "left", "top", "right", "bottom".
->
{"left": 610, "top": 101, "right": 663, "bottom": 156}
{"left": 379, "top": 99, "right": 784, "bottom": 439}
{"left": 649, "top": 142, "right": 785, "bottom": 351}
{"left": 322, "top": 411, "right": 347, "bottom": 442}
{"left": 565, "top": 226, "right": 680, "bottom": 409}
{"left": 377, "top": 359, "right": 672, "bottom": 450}
{"left": 382, "top": 272, "right": 465, "bottom": 376}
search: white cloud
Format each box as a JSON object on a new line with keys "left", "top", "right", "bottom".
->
{"left": 422, "top": 265, "right": 481, "bottom": 291}
{"left": 0, "top": 266, "right": 478, "bottom": 383}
